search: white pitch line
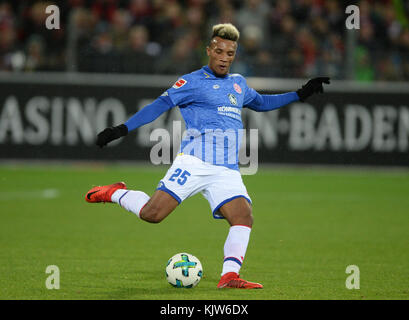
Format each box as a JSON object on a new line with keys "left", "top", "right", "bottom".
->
{"left": 0, "top": 189, "right": 60, "bottom": 201}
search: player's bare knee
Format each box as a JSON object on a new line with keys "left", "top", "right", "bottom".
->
{"left": 141, "top": 211, "right": 163, "bottom": 223}
{"left": 140, "top": 205, "right": 165, "bottom": 223}
{"left": 229, "top": 207, "right": 253, "bottom": 227}
{"left": 244, "top": 210, "right": 254, "bottom": 227}
{"left": 242, "top": 206, "right": 253, "bottom": 227}
{"left": 247, "top": 211, "right": 254, "bottom": 227}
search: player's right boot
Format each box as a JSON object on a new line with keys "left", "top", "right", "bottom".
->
{"left": 217, "top": 272, "right": 263, "bottom": 289}
{"left": 85, "top": 182, "right": 127, "bottom": 203}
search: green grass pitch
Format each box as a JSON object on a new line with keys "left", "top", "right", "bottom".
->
{"left": 0, "top": 163, "right": 408, "bottom": 300}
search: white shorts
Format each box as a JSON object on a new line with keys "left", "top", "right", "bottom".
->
{"left": 156, "top": 154, "right": 251, "bottom": 219}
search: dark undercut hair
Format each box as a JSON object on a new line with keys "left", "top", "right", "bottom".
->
{"left": 211, "top": 23, "right": 240, "bottom": 42}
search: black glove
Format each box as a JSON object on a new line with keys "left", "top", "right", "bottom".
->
{"left": 296, "top": 77, "right": 330, "bottom": 102}
{"left": 96, "top": 124, "right": 128, "bottom": 148}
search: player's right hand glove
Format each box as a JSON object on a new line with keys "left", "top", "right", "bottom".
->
{"left": 296, "top": 77, "right": 330, "bottom": 102}
{"left": 96, "top": 124, "right": 128, "bottom": 148}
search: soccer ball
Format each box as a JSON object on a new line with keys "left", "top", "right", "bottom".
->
{"left": 165, "top": 253, "right": 203, "bottom": 288}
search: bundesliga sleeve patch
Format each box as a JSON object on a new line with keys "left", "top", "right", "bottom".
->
{"left": 172, "top": 78, "right": 187, "bottom": 89}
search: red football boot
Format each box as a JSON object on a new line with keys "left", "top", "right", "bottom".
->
{"left": 85, "top": 182, "right": 127, "bottom": 203}
{"left": 217, "top": 272, "right": 263, "bottom": 289}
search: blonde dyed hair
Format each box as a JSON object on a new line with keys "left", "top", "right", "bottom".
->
{"left": 211, "top": 23, "right": 240, "bottom": 42}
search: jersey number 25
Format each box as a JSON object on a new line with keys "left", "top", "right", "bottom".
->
{"left": 169, "top": 168, "right": 191, "bottom": 185}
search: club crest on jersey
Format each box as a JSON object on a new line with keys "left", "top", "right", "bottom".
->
{"left": 228, "top": 93, "right": 238, "bottom": 106}
{"left": 234, "top": 83, "right": 242, "bottom": 94}
{"left": 173, "top": 78, "right": 187, "bottom": 89}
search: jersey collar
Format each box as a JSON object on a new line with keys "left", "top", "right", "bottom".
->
{"left": 202, "top": 65, "right": 229, "bottom": 79}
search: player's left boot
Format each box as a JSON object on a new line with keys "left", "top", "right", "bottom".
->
{"left": 217, "top": 272, "right": 263, "bottom": 289}
{"left": 85, "top": 182, "right": 126, "bottom": 203}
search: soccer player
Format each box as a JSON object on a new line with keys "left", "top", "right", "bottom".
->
{"left": 85, "top": 23, "right": 330, "bottom": 289}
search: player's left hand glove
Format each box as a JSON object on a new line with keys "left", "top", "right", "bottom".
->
{"left": 296, "top": 77, "right": 330, "bottom": 102}
{"left": 96, "top": 124, "right": 128, "bottom": 148}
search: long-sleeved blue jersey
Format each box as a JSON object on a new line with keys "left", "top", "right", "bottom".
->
{"left": 125, "top": 65, "right": 299, "bottom": 170}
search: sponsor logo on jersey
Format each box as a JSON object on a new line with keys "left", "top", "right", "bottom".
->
{"left": 217, "top": 106, "right": 241, "bottom": 115}
{"left": 173, "top": 78, "right": 187, "bottom": 89}
{"left": 217, "top": 105, "right": 241, "bottom": 120}
{"left": 234, "top": 83, "right": 242, "bottom": 94}
{"left": 228, "top": 93, "right": 238, "bottom": 106}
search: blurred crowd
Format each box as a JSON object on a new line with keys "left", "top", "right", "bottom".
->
{"left": 1, "top": 0, "right": 409, "bottom": 81}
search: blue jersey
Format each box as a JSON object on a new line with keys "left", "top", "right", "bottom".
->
{"left": 165, "top": 65, "right": 258, "bottom": 171}
{"left": 125, "top": 65, "right": 299, "bottom": 170}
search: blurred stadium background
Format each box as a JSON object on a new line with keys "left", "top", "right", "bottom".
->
{"left": 1, "top": 0, "right": 409, "bottom": 80}
{"left": 1, "top": 0, "right": 409, "bottom": 166}
{"left": 0, "top": 0, "right": 409, "bottom": 300}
